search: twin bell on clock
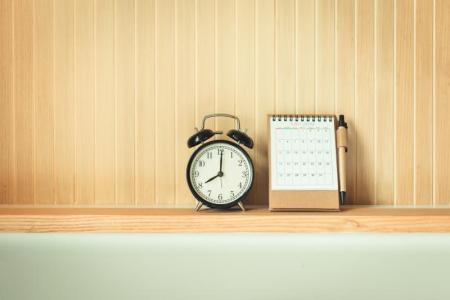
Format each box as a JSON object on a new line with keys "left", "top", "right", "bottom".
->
{"left": 186, "top": 113, "right": 254, "bottom": 211}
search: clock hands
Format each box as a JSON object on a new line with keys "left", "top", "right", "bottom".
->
{"left": 205, "top": 150, "right": 224, "bottom": 184}
{"left": 205, "top": 173, "right": 221, "bottom": 183}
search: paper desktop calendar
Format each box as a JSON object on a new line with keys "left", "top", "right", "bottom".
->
{"left": 268, "top": 115, "right": 340, "bottom": 211}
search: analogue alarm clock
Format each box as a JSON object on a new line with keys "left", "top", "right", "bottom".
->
{"left": 186, "top": 114, "right": 254, "bottom": 211}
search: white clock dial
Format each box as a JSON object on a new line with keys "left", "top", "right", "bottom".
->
{"left": 188, "top": 141, "right": 253, "bottom": 206}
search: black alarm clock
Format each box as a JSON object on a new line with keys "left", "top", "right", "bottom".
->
{"left": 186, "top": 114, "right": 254, "bottom": 211}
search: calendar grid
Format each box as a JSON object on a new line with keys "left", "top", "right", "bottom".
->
{"left": 270, "top": 116, "right": 338, "bottom": 190}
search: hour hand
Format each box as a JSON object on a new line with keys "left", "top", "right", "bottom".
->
{"left": 205, "top": 174, "right": 220, "bottom": 184}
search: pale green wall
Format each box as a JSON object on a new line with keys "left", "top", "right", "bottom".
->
{"left": 1, "top": 233, "right": 450, "bottom": 300}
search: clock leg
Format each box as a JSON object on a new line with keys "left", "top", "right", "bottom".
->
{"left": 195, "top": 202, "right": 203, "bottom": 211}
{"left": 237, "top": 201, "right": 246, "bottom": 212}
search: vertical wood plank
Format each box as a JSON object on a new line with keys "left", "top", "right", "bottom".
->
{"left": 136, "top": 0, "right": 156, "bottom": 206}
{"left": 435, "top": 0, "right": 450, "bottom": 205}
{"left": 296, "top": 0, "right": 315, "bottom": 113}
{"left": 14, "top": 0, "right": 35, "bottom": 204}
{"left": 196, "top": 0, "right": 215, "bottom": 126}
{"left": 176, "top": 0, "right": 195, "bottom": 206}
{"left": 54, "top": 0, "right": 75, "bottom": 204}
{"left": 395, "top": 0, "right": 414, "bottom": 205}
{"left": 255, "top": 0, "right": 275, "bottom": 206}
{"left": 75, "top": 0, "right": 94, "bottom": 205}
{"left": 156, "top": 0, "right": 175, "bottom": 206}
{"left": 115, "top": 0, "right": 135, "bottom": 205}
{"left": 216, "top": 0, "right": 236, "bottom": 132}
{"left": 316, "top": 0, "right": 335, "bottom": 113}
{"left": 0, "top": 0, "right": 14, "bottom": 204}
{"left": 355, "top": 0, "right": 375, "bottom": 204}
{"left": 236, "top": 0, "right": 255, "bottom": 203}
{"left": 35, "top": 0, "right": 54, "bottom": 205}
{"left": 275, "top": 0, "right": 295, "bottom": 113}
{"left": 375, "top": 0, "right": 394, "bottom": 205}
{"left": 414, "top": 0, "right": 433, "bottom": 205}
{"left": 336, "top": 0, "right": 356, "bottom": 204}
{"left": 95, "top": 0, "right": 115, "bottom": 205}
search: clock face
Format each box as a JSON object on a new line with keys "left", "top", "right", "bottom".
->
{"left": 187, "top": 140, "right": 254, "bottom": 208}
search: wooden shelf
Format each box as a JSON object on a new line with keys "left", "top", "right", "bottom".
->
{"left": 1, "top": 206, "right": 450, "bottom": 233}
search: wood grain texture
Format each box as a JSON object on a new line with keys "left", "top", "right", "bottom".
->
{"left": 215, "top": 0, "right": 236, "bottom": 134}
{"left": 275, "top": 0, "right": 296, "bottom": 113}
{"left": 435, "top": 0, "right": 450, "bottom": 205}
{"left": 236, "top": 0, "right": 255, "bottom": 203}
{"left": 375, "top": 0, "right": 394, "bottom": 205}
{"left": 35, "top": 0, "right": 54, "bottom": 205}
{"left": 296, "top": 0, "right": 315, "bottom": 114}
{"left": 254, "top": 0, "right": 275, "bottom": 206}
{"left": 414, "top": 0, "right": 433, "bottom": 205}
{"left": 395, "top": 0, "right": 414, "bottom": 205}
{"left": 336, "top": 0, "right": 355, "bottom": 203}
{"left": 75, "top": 0, "right": 94, "bottom": 205}
{"left": 315, "top": 0, "right": 334, "bottom": 113}
{"left": 115, "top": 0, "right": 135, "bottom": 205}
{"left": 14, "top": 0, "right": 35, "bottom": 204}
{"left": 355, "top": 0, "right": 375, "bottom": 204}
{"left": 135, "top": 0, "right": 156, "bottom": 206}
{"left": 196, "top": 0, "right": 215, "bottom": 124}
{"left": 155, "top": 0, "right": 175, "bottom": 206}
{"left": 95, "top": 0, "right": 115, "bottom": 205}
{"left": 0, "top": 0, "right": 447, "bottom": 207}
{"left": 1, "top": 207, "right": 450, "bottom": 233}
{"left": 0, "top": 0, "right": 14, "bottom": 204}
{"left": 176, "top": 0, "right": 196, "bottom": 206}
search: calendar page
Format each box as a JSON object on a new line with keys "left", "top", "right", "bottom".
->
{"left": 270, "top": 116, "right": 338, "bottom": 190}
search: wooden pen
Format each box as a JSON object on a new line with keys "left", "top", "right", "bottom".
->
{"left": 337, "top": 115, "right": 348, "bottom": 205}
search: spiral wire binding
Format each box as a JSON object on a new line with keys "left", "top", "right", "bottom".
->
{"left": 271, "top": 115, "right": 335, "bottom": 122}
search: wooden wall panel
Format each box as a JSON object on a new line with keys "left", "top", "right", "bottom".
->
{"left": 175, "top": 0, "right": 195, "bottom": 206}
{"left": 336, "top": 0, "right": 355, "bottom": 203}
{"left": 0, "top": 0, "right": 447, "bottom": 208}
{"left": 395, "top": 0, "right": 414, "bottom": 205}
{"left": 296, "top": 0, "right": 315, "bottom": 113}
{"left": 315, "top": 0, "right": 334, "bottom": 113}
{"left": 355, "top": 0, "right": 375, "bottom": 204}
{"left": 0, "top": 0, "right": 14, "bottom": 204}
{"left": 435, "top": 0, "right": 450, "bottom": 205}
{"left": 236, "top": 0, "right": 255, "bottom": 203}
{"left": 95, "top": 0, "right": 115, "bottom": 205}
{"left": 275, "top": 0, "right": 295, "bottom": 113}
{"left": 254, "top": 0, "right": 275, "bottom": 206}
{"left": 115, "top": 0, "right": 135, "bottom": 205}
{"left": 375, "top": 0, "right": 394, "bottom": 205}
{"left": 135, "top": 0, "right": 156, "bottom": 206}
{"left": 75, "top": 0, "right": 95, "bottom": 205}
{"left": 414, "top": 0, "right": 433, "bottom": 205}
{"left": 216, "top": 0, "right": 236, "bottom": 134}
{"left": 155, "top": 0, "right": 175, "bottom": 206}
{"left": 14, "top": 0, "right": 34, "bottom": 204}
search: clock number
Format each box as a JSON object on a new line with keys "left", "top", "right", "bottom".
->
{"left": 230, "top": 191, "right": 235, "bottom": 197}
{"left": 238, "top": 159, "right": 244, "bottom": 167}
{"left": 206, "top": 152, "right": 212, "bottom": 159}
{"left": 198, "top": 182, "right": 203, "bottom": 188}
{"left": 238, "top": 182, "right": 243, "bottom": 189}
{"left": 218, "top": 194, "right": 223, "bottom": 200}
{"left": 230, "top": 151, "right": 233, "bottom": 158}
{"left": 207, "top": 190, "right": 212, "bottom": 197}
{"left": 194, "top": 170, "right": 199, "bottom": 177}
{"left": 199, "top": 160, "right": 205, "bottom": 167}
{"left": 242, "top": 170, "right": 248, "bottom": 178}
{"left": 217, "top": 148, "right": 224, "bottom": 155}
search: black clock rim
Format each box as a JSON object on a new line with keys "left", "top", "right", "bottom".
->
{"left": 186, "top": 139, "right": 254, "bottom": 210}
